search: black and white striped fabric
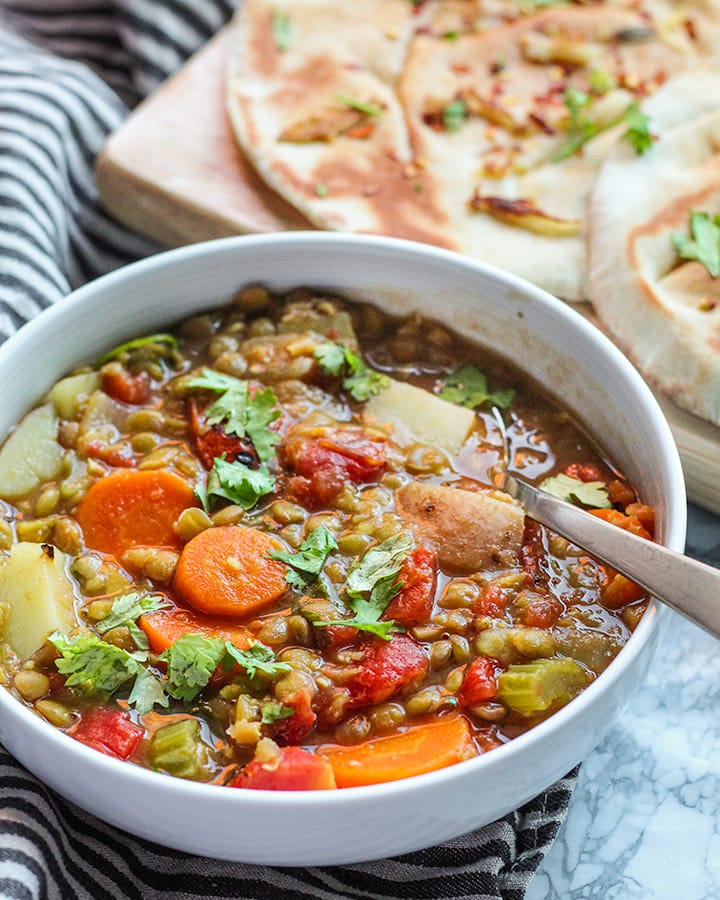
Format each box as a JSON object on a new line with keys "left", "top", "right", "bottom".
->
{"left": 0, "top": 2, "right": 577, "bottom": 897}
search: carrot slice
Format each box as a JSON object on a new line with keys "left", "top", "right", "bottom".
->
{"left": 138, "top": 606, "right": 252, "bottom": 653}
{"left": 317, "top": 715, "right": 478, "bottom": 787}
{"left": 76, "top": 469, "right": 196, "bottom": 557}
{"left": 173, "top": 525, "right": 287, "bottom": 617}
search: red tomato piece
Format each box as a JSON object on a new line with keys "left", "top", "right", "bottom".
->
{"left": 384, "top": 547, "right": 437, "bottom": 627}
{"left": 514, "top": 593, "right": 563, "bottom": 629}
{"left": 564, "top": 462, "right": 604, "bottom": 483}
{"left": 101, "top": 366, "right": 151, "bottom": 406}
{"left": 272, "top": 688, "right": 317, "bottom": 746}
{"left": 230, "top": 746, "right": 336, "bottom": 791}
{"left": 345, "top": 634, "right": 428, "bottom": 709}
{"left": 83, "top": 440, "right": 136, "bottom": 468}
{"left": 187, "top": 399, "right": 258, "bottom": 470}
{"left": 71, "top": 708, "right": 144, "bottom": 760}
{"left": 520, "top": 520, "right": 550, "bottom": 591}
{"left": 458, "top": 656, "right": 500, "bottom": 707}
{"left": 281, "top": 429, "right": 386, "bottom": 507}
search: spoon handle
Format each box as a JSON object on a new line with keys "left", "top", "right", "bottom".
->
{"left": 503, "top": 473, "right": 720, "bottom": 639}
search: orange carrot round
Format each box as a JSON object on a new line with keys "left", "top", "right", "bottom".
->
{"left": 76, "top": 469, "right": 196, "bottom": 557}
{"left": 138, "top": 606, "right": 252, "bottom": 654}
{"left": 317, "top": 715, "right": 477, "bottom": 788}
{"left": 173, "top": 525, "right": 287, "bottom": 618}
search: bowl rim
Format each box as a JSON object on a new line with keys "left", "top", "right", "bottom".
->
{"left": 0, "top": 231, "right": 686, "bottom": 809}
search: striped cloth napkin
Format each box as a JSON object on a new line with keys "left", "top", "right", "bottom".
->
{"left": 0, "top": 1, "right": 577, "bottom": 897}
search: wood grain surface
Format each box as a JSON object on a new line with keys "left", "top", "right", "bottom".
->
{"left": 95, "top": 27, "right": 720, "bottom": 516}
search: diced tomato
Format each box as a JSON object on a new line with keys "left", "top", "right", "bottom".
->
{"left": 384, "top": 547, "right": 437, "bottom": 626}
{"left": 83, "top": 440, "right": 136, "bottom": 468}
{"left": 71, "top": 707, "right": 144, "bottom": 760}
{"left": 230, "top": 745, "right": 336, "bottom": 790}
{"left": 187, "top": 398, "right": 258, "bottom": 470}
{"left": 513, "top": 592, "right": 563, "bottom": 628}
{"left": 564, "top": 462, "right": 604, "bottom": 483}
{"left": 457, "top": 656, "right": 500, "bottom": 707}
{"left": 474, "top": 573, "right": 529, "bottom": 619}
{"left": 316, "top": 622, "right": 360, "bottom": 652}
{"left": 345, "top": 634, "right": 428, "bottom": 709}
{"left": 101, "top": 365, "right": 151, "bottom": 406}
{"left": 607, "top": 479, "right": 637, "bottom": 510}
{"left": 281, "top": 429, "right": 386, "bottom": 507}
{"left": 272, "top": 688, "right": 317, "bottom": 746}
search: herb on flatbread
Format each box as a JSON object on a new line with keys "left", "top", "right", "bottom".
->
{"left": 335, "top": 95, "right": 385, "bottom": 118}
{"left": 553, "top": 90, "right": 653, "bottom": 161}
{"left": 442, "top": 98, "right": 468, "bottom": 133}
{"left": 540, "top": 473, "right": 611, "bottom": 508}
{"left": 671, "top": 210, "right": 720, "bottom": 278}
{"left": 438, "top": 365, "right": 515, "bottom": 410}
{"left": 271, "top": 10, "right": 292, "bottom": 52}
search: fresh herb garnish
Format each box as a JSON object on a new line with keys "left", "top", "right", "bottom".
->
{"left": 553, "top": 90, "right": 653, "bottom": 162}
{"left": 438, "top": 364, "right": 515, "bottom": 410}
{"left": 97, "top": 334, "right": 177, "bottom": 366}
{"left": 196, "top": 455, "right": 276, "bottom": 512}
{"left": 539, "top": 473, "right": 611, "bottom": 508}
{"left": 313, "top": 532, "right": 412, "bottom": 640}
{"left": 271, "top": 10, "right": 292, "bottom": 52}
{"left": 269, "top": 525, "right": 338, "bottom": 589}
{"left": 671, "top": 210, "right": 720, "bottom": 278}
{"left": 96, "top": 592, "right": 172, "bottom": 650}
{"left": 261, "top": 702, "right": 294, "bottom": 724}
{"left": 335, "top": 94, "right": 385, "bottom": 117}
{"left": 127, "top": 667, "right": 169, "bottom": 715}
{"left": 314, "top": 342, "right": 389, "bottom": 402}
{"left": 622, "top": 102, "right": 653, "bottom": 154}
{"left": 188, "top": 369, "right": 281, "bottom": 461}
{"left": 160, "top": 634, "right": 226, "bottom": 703}
{"left": 441, "top": 98, "right": 469, "bottom": 133}
{"left": 224, "top": 642, "right": 291, "bottom": 681}
{"left": 50, "top": 631, "right": 146, "bottom": 696}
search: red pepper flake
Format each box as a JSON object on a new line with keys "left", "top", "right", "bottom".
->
{"left": 683, "top": 17, "right": 697, "bottom": 41}
{"left": 529, "top": 112, "right": 555, "bottom": 135}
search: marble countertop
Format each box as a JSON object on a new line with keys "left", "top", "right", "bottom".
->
{"left": 527, "top": 502, "right": 720, "bottom": 900}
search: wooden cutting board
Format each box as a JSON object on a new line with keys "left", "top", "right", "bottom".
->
{"left": 95, "top": 27, "right": 720, "bottom": 516}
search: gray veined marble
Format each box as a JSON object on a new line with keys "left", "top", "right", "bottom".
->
{"left": 528, "top": 503, "right": 720, "bottom": 900}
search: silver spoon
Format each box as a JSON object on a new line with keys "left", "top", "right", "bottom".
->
{"left": 491, "top": 412, "right": 720, "bottom": 639}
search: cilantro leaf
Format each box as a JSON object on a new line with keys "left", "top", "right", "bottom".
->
{"left": 314, "top": 342, "right": 389, "bottom": 402}
{"left": 187, "top": 369, "right": 281, "bottom": 460}
{"left": 159, "top": 633, "right": 226, "bottom": 703}
{"left": 261, "top": 701, "right": 294, "bottom": 724}
{"left": 346, "top": 532, "right": 413, "bottom": 598}
{"left": 128, "top": 667, "right": 169, "bottom": 715}
{"left": 50, "top": 632, "right": 144, "bottom": 695}
{"left": 539, "top": 473, "right": 611, "bottom": 509}
{"left": 671, "top": 210, "right": 720, "bottom": 278}
{"left": 198, "top": 456, "right": 276, "bottom": 511}
{"left": 96, "top": 592, "right": 172, "bottom": 635}
{"left": 271, "top": 10, "right": 292, "bottom": 52}
{"left": 622, "top": 102, "right": 654, "bottom": 155}
{"left": 553, "top": 92, "right": 654, "bottom": 162}
{"left": 224, "top": 642, "right": 291, "bottom": 681}
{"left": 438, "top": 364, "right": 515, "bottom": 410}
{"left": 269, "top": 525, "right": 338, "bottom": 589}
{"left": 442, "top": 98, "right": 469, "bottom": 133}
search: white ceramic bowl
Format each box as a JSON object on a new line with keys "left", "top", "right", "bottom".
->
{"left": 0, "top": 233, "right": 685, "bottom": 865}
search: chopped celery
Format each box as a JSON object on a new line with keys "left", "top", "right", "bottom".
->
{"left": 496, "top": 658, "right": 589, "bottom": 716}
{"left": 148, "top": 718, "right": 214, "bottom": 781}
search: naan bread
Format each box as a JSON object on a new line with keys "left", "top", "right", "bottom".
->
{"left": 228, "top": 0, "right": 720, "bottom": 300}
{"left": 588, "top": 71, "right": 720, "bottom": 425}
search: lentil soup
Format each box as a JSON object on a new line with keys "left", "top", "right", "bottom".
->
{"left": 0, "top": 286, "right": 653, "bottom": 790}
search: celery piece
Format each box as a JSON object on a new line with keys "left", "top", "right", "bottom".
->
{"left": 148, "top": 718, "right": 214, "bottom": 781}
{"left": 496, "top": 658, "right": 589, "bottom": 716}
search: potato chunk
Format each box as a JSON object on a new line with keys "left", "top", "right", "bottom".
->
{"left": 0, "top": 542, "right": 78, "bottom": 658}
{"left": 363, "top": 379, "right": 476, "bottom": 456}
{"left": 47, "top": 371, "right": 100, "bottom": 421}
{"left": 0, "top": 404, "right": 64, "bottom": 501}
{"left": 397, "top": 482, "right": 524, "bottom": 573}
